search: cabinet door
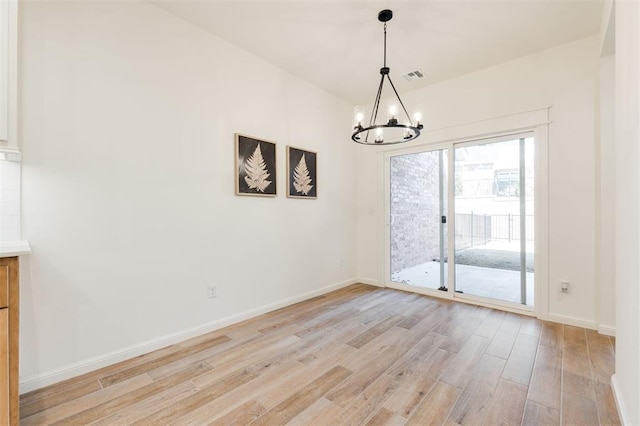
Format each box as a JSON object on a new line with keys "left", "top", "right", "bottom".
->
{"left": 0, "top": 308, "right": 8, "bottom": 424}
{"left": 0, "top": 0, "right": 17, "bottom": 145}
{"left": 0, "top": 264, "right": 7, "bottom": 308}
{"left": 0, "top": 0, "right": 8, "bottom": 142}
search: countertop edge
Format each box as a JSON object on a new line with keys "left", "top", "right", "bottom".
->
{"left": 0, "top": 241, "right": 31, "bottom": 257}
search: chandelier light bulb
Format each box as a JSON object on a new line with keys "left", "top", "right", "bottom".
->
{"left": 413, "top": 112, "right": 422, "bottom": 126}
{"left": 375, "top": 128, "right": 384, "bottom": 143}
{"left": 354, "top": 106, "right": 366, "bottom": 130}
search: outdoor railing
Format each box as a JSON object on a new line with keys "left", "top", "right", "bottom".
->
{"left": 455, "top": 213, "right": 534, "bottom": 249}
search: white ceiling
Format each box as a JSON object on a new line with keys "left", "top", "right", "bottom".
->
{"left": 152, "top": 0, "right": 604, "bottom": 105}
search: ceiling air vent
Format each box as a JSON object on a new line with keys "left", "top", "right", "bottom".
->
{"left": 402, "top": 70, "right": 425, "bottom": 81}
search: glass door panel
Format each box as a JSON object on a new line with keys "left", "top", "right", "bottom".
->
{"left": 390, "top": 149, "right": 448, "bottom": 290}
{"left": 454, "top": 137, "right": 534, "bottom": 306}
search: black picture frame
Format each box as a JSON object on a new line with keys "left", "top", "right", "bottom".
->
{"left": 287, "top": 146, "right": 317, "bottom": 199}
{"left": 235, "top": 134, "right": 277, "bottom": 196}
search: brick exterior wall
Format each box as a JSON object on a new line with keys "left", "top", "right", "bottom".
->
{"left": 390, "top": 152, "right": 442, "bottom": 272}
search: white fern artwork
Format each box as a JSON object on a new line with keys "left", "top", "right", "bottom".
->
{"left": 243, "top": 144, "right": 272, "bottom": 192}
{"left": 293, "top": 154, "right": 314, "bottom": 195}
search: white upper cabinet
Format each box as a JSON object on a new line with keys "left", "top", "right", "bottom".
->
{"left": 0, "top": 0, "right": 17, "bottom": 148}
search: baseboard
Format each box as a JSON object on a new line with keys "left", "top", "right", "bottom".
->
{"left": 597, "top": 324, "right": 616, "bottom": 336}
{"left": 611, "top": 374, "right": 630, "bottom": 425}
{"left": 19, "top": 277, "right": 358, "bottom": 394}
{"left": 546, "top": 312, "right": 598, "bottom": 330}
{"left": 356, "top": 277, "right": 382, "bottom": 287}
{"left": 537, "top": 314, "right": 615, "bottom": 336}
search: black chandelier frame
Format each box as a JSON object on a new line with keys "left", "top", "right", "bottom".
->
{"left": 352, "top": 9, "right": 423, "bottom": 145}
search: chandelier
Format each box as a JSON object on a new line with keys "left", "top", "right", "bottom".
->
{"left": 352, "top": 9, "right": 423, "bottom": 145}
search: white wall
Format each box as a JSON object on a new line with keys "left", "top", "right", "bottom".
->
{"left": 356, "top": 37, "right": 606, "bottom": 329}
{"left": 0, "top": 158, "right": 20, "bottom": 241}
{"left": 612, "top": 0, "right": 640, "bottom": 423}
{"left": 596, "top": 54, "right": 616, "bottom": 334}
{"left": 19, "top": 1, "right": 357, "bottom": 391}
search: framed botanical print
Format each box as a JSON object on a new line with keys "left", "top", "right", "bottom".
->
{"left": 287, "top": 146, "right": 317, "bottom": 199}
{"left": 235, "top": 134, "right": 277, "bottom": 196}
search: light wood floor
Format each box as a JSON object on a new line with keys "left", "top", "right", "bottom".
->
{"left": 20, "top": 284, "right": 620, "bottom": 425}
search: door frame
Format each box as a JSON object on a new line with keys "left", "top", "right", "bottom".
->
{"left": 450, "top": 133, "right": 534, "bottom": 311}
{"left": 383, "top": 117, "right": 549, "bottom": 319}
{"left": 385, "top": 142, "right": 450, "bottom": 296}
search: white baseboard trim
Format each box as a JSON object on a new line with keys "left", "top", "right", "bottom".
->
{"left": 546, "top": 313, "right": 597, "bottom": 330}
{"left": 19, "top": 277, "right": 358, "bottom": 394}
{"left": 356, "top": 277, "right": 382, "bottom": 287}
{"left": 597, "top": 324, "right": 616, "bottom": 336}
{"left": 611, "top": 374, "right": 629, "bottom": 425}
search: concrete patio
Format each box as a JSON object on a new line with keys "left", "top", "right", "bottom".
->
{"left": 391, "top": 241, "right": 534, "bottom": 306}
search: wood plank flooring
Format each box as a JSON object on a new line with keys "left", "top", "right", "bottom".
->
{"left": 20, "top": 284, "right": 620, "bottom": 425}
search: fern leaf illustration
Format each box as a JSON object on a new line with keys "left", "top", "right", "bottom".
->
{"left": 244, "top": 144, "right": 272, "bottom": 192}
{"left": 293, "top": 154, "right": 313, "bottom": 195}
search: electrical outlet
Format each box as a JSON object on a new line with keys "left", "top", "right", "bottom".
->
{"left": 207, "top": 284, "right": 217, "bottom": 298}
{"left": 340, "top": 259, "right": 345, "bottom": 269}
{"left": 560, "top": 280, "right": 569, "bottom": 293}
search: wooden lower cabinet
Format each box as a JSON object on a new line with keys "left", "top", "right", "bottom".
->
{"left": 0, "top": 308, "right": 8, "bottom": 424}
{"left": 0, "top": 257, "right": 18, "bottom": 424}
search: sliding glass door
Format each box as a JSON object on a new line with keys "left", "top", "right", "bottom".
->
{"left": 389, "top": 149, "right": 448, "bottom": 291}
{"left": 387, "top": 134, "right": 535, "bottom": 309}
{"left": 453, "top": 137, "right": 534, "bottom": 306}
